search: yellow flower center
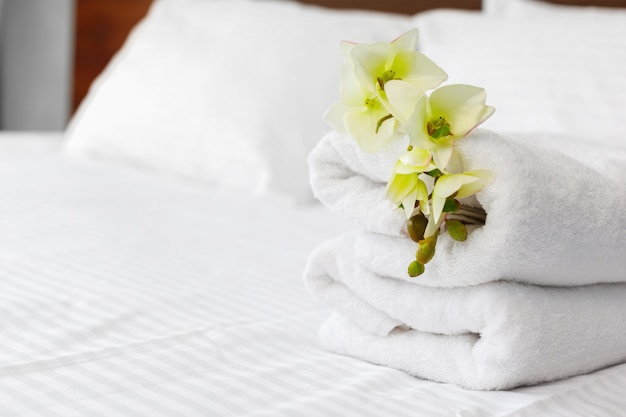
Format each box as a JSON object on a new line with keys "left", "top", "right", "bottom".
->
{"left": 364, "top": 96, "right": 378, "bottom": 108}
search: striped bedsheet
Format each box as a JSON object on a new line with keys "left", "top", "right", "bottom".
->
{"left": 0, "top": 132, "right": 625, "bottom": 416}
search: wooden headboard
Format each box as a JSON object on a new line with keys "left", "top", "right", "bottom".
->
{"left": 72, "top": 0, "right": 626, "bottom": 112}
{"left": 73, "top": 0, "right": 153, "bottom": 113}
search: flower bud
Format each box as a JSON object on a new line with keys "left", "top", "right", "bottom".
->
{"left": 416, "top": 234, "right": 438, "bottom": 264}
{"left": 446, "top": 219, "right": 467, "bottom": 242}
{"left": 407, "top": 212, "right": 428, "bottom": 242}
{"left": 408, "top": 260, "right": 425, "bottom": 277}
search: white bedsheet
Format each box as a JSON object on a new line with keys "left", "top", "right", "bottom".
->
{"left": 1, "top": 132, "right": 625, "bottom": 416}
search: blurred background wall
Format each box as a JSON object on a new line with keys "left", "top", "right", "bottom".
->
{"left": 0, "top": 0, "right": 74, "bottom": 131}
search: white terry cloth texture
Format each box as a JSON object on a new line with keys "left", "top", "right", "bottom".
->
{"left": 307, "top": 129, "right": 626, "bottom": 287}
{"left": 304, "top": 233, "right": 626, "bottom": 391}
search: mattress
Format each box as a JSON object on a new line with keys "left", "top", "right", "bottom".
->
{"left": 1, "top": 132, "right": 626, "bottom": 416}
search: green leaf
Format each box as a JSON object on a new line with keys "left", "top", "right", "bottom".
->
{"left": 408, "top": 260, "right": 425, "bottom": 277}
{"left": 447, "top": 220, "right": 467, "bottom": 242}
{"left": 425, "top": 168, "right": 442, "bottom": 178}
{"left": 442, "top": 197, "right": 459, "bottom": 213}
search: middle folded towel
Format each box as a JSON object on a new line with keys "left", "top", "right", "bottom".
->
{"left": 308, "top": 129, "right": 626, "bottom": 287}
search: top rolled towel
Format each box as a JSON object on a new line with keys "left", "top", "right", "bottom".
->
{"left": 308, "top": 129, "right": 626, "bottom": 286}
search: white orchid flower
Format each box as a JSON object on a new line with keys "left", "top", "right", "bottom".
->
{"left": 324, "top": 41, "right": 397, "bottom": 152}
{"left": 350, "top": 29, "right": 447, "bottom": 98}
{"left": 386, "top": 83, "right": 494, "bottom": 170}
{"left": 385, "top": 147, "right": 435, "bottom": 218}
{"left": 324, "top": 29, "right": 447, "bottom": 153}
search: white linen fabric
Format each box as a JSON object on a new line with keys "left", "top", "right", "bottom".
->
{"left": 3, "top": 133, "right": 626, "bottom": 415}
{"left": 412, "top": 9, "right": 626, "bottom": 145}
{"left": 308, "top": 129, "right": 626, "bottom": 287}
{"left": 305, "top": 233, "right": 626, "bottom": 390}
{"left": 65, "top": 0, "right": 414, "bottom": 204}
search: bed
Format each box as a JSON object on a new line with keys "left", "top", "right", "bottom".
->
{"left": 2, "top": 0, "right": 626, "bottom": 415}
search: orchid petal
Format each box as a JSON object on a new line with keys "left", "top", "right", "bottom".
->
{"left": 429, "top": 84, "right": 492, "bottom": 137}
{"left": 393, "top": 161, "right": 418, "bottom": 175}
{"left": 416, "top": 179, "right": 430, "bottom": 216}
{"left": 339, "top": 40, "right": 356, "bottom": 57}
{"left": 424, "top": 213, "right": 440, "bottom": 238}
{"left": 390, "top": 28, "right": 419, "bottom": 52}
{"left": 383, "top": 80, "right": 426, "bottom": 123}
{"left": 456, "top": 170, "right": 494, "bottom": 198}
{"left": 401, "top": 186, "right": 419, "bottom": 218}
{"left": 399, "top": 147, "right": 432, "bottom": 169}
{"left": 395, "top": 51, "right": 448, "bottom": 92}
{"left": 351, "top": 42, "right": 393, "bottom": 92}
{"left": 340, "top": 69, "right": 369, "bottom": 106}
{"left": 404, "top": 95, "right": 431, "bottom": 149}
{"left": 432, "top": 173, "right": 482, "bottom": 223}
{"left": 431, "top": 193, "right": 447, "bottom": 224}
{"left": 431, "top": 142, "right": 454, "bottom": 170}
{"left": 345, "top": 108, "right": 395, "bottom": 153}
{"left": 386, "top": 171, "right": 418, "bottom": 204}
{"left": 337, "top": 41, "right": 371, "bottom": 105}
{"left": 434, "top": 174, "right": 471, "bottom": 199}
{"left": 479, "top": 105, "right": 496, "bottom": 125}
{"left": 431, "top": 171, "right": 494, "bottom": 223}
{"left": 323, "top": 102, "right": 349, "bottom": 132}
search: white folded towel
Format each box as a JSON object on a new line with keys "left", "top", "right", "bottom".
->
{"left": 304, "top": 233, "right": 626, "bottom": 390}
{"left": 308, "top": 129, "right": 626, "bottom": 286}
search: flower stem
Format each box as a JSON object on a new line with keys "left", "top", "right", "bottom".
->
{"left": 446, "top": 205, "right": 487, "bottom": 225}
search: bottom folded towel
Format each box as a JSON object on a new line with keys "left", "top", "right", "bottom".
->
{"left": 304, "top": 233, "right": 626, "bottom": 390}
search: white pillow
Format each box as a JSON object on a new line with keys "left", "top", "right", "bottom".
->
{"left": 481, "top": 0, "right": 510, "bottom": 14}
{"left": 412, "top": 9, "right": 626, "bottom": 147}
{"left": 483, "top": 0, "right": 626, "bottom": 17}
{"left": 65, "top": 0, "right": 414, "bottom": 203}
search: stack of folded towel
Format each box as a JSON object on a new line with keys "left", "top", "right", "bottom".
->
{"left": 304, "top": 128, "right": 626, "bottom": 390}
